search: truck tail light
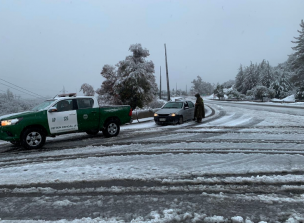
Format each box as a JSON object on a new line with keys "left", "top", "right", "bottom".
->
{"left": 129, "top": 108, "right": 132, "bottom": 116}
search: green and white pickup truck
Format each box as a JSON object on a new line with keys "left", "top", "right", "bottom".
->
{"left": 0, "top": 94, "right": 132, "bottom": 149}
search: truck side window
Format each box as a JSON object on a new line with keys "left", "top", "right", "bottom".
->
{"left": 77, "top": 98, "right": 94, "bottom": 109}
{"left": 55, "top": 100, "right": 74, "bottom": 112}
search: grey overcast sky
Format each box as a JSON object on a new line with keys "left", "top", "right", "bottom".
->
{"left": 0, "top": 0, "right": 303, "bottom": 98}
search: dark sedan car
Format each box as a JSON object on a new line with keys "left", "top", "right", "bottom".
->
{"left": 154, "top": 101, "right": 195, "bottom": 125}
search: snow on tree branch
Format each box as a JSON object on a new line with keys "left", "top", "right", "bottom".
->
{"left": 80, "top": 83, "right": 95, "bottom": 96}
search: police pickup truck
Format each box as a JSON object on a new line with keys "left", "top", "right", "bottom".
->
{"left": 0, "top": 93, "right": 132, "bottom": 149}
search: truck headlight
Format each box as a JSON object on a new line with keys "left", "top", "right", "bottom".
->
{"left": 169, "top": 113, "right": 176, "bottom": 117}
{"left": 1, "top": 118, "right": 22, "bottom": 127}
{"left": 154, "top": 113, "right": 159, "bottom": 117}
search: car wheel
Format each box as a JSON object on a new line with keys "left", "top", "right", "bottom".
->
{"left": 103, "top": 120, "right": 120, "bottom": 137}
{"left": 21, "top": 127, "right": 46, "bottom": 149}
{"left": 178, "top": 116, "right": 183, "bottom": 124}
{"left": 86, "top": 129, "right": 99, "bottom": 135}
{"left": 10, "top": 140, "right": 20, "bottom": 146}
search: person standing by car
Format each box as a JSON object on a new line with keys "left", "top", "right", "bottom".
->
{"left": 194, "top": 93, "right": 205, "bottom": 122}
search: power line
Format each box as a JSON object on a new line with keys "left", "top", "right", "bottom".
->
{"left": 0, "top": 82, "right": 46, "bottom": 100}
{"left": 0, "top": 78, "right": 47, "bottom": 99}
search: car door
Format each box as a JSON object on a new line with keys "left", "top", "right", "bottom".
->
{"left": 183, "top": 102, "right": 190, "bottom": 121}
{"left": 47, "top": 99, "right": 78, "bottom": 134}
{"left": 76, "top": 98, "right": 99, "bottom": 132}
{"left": 187, "top": 101, "right": 195, "bottom": 120}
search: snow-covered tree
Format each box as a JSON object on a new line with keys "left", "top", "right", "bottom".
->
{"left": 235, "top": 65, "right": 245, "bottom": 93}
{"left": 171, "top": 88, "right": 175, "bottom": 97}
{"left": 213, "top": 84, "right": 224, "bottom": 100}
{"left": 259, "top": 60, "right": 274, "bottom": 88}
{"left": 242, "top": 62, "right": 259, "bottom": 94}
{"left": 222, "top": 79, "right": 235, "bottom": 89}
{"left": 80, "top": 83, "right": 95, "bottom": 96}
{"left": 291, "top": 20, "right": 304, "bottom": 94}
{"left": 270, "top": 70, "right": 293, "bottom": 98}
{"left": 96, "top": 44, "right": 158, "bottom": 109}
{"left": 96, "top": 64, "right": 122, "bottom": 105}
{"left": 191, "top": 76, "right": 214, "bottom": 96}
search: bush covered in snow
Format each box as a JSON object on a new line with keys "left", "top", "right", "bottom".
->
{"left": 296, "top": 86, "right": 304, "bottom": 100}
{"left": 213, "top": 84, "right": 224, "bottom": 100}
{"left": 226, "top": 88, "right": 246, "bottom": 100}
{"left": 251, "top": 86, "right": 275, "bottom": 100}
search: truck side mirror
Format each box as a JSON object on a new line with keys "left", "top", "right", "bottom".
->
{"left": 48, "top": 107, "right": 57, "bottom": 113}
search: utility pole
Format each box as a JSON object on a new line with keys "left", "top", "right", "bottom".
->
{"left": 164, "top": 44, "right": 170, "bottom": 101}
{"left": 176, "top": 83, "right": 177, "bottom": 97}
{"left": 159, "top": 66, "right": 162, "bottom": 99}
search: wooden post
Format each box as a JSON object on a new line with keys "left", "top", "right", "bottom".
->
{"left": 164, "top": 44, "right": 170, "bottom": 101}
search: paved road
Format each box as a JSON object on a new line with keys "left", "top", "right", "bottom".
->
{"left": 0, "top": 102, "right": 304, "bottom": 222}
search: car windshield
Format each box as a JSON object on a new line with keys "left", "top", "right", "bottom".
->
{"left": 31, "top": 100, "right": 55, "bottom": 112}
{"left": 162, "top": 102, "right": 183, "bottom": 109}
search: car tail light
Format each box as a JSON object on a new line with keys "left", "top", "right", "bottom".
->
{"left": 129, "top": 108, "right": 132, "bottom": 116}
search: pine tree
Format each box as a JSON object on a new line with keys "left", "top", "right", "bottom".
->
{"left": 291, "top": 20, "right": 304, "bottom": 89}
{"left": 242, "top": 62, "right": 259, "bottom": 94}
{"left": 260, "top": 60, "right": 274, "bottom": 88}
{"left": 235, "top": 65, "right": 245, "bottom": 93}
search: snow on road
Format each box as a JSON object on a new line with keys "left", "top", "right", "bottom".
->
{"left": 1, "top": 101, "right": 304, "bottom": 222}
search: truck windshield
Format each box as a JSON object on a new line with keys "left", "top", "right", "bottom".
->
{"left": 31, "top": 100, "right": 55, "bottom": 112}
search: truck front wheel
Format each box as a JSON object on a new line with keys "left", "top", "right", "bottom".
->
{"left": 103, "top": 120, "right": 120, "bottom": 137}
{"left": 21, "top": 128, "right": 46, "bottom": 149}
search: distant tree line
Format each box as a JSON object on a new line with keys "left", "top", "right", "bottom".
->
{"left": 0, "top": 89, "right": 41, "bottom": 116}
{"left": 222, "top": 19, "right": 304, "bottom": 101}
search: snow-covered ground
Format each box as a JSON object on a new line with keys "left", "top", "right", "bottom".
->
{"left": 1, "top": 102, "right": 304, "bottom": 222}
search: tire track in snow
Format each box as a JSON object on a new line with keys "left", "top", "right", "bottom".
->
{"left": 1, "top": 176, "right": 304, "bottom": 197}
{"left": 1, "top": 147, "right": 304, "bottom": 168}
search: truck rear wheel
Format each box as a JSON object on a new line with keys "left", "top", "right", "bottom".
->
{"left": 21, "top": 127, "right": 46, "bottom": 149}
{"left": 103, "top": 120, "right": 120, "bottom": 137}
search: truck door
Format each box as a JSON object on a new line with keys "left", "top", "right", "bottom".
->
{"left": 76, "top": 98, "right": 99, "bottom": 132}
{"left": 47, "top": 99, "right": 78, "bottom": 134}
